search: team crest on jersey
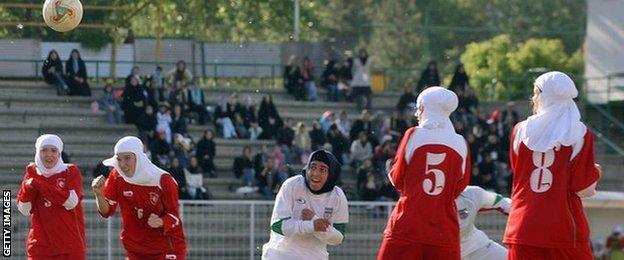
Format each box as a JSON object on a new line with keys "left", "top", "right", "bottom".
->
{"left": 149, "top": 192, "right": 159, "bottom": 205}
{"left": 123, "top": 191, "right": 133, "bottom": 197}
{"left": 458, "top": 208, "right": 469, "bottom": 219}
{"left": 56, "top": 178, "right": 66, "bottom": 189}
{"left": 44, "top": 199, "right": 52, "bottom": 208}
{"left": 296, "top": 198, "right": 306, "bottom": 204}
{"left": 323, "top": 207, "right": 334, "bottom": 219}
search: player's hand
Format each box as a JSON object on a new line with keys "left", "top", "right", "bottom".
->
{"left": 91, "top": 175, "right": 106, "bottom": 196}
{"left": 301, "top": 208, "right": 315, "bottom": 221}
{"left": 148, "top": 213, "right": 164, "bottom": 228}
{"left": 313, "top": 219, "right": 330, "bottom": 232}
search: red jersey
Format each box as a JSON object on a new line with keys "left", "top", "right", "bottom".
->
{"left": 100, "top": 169, "right": 186, "bottom": 256}
{"left": 16, "top": 164, "right": 86, "bottom": 257}
{"left": 384, "top": 127, "right": 471, "bottom": 248}
{"left": 504, "top": 122, "right": 601, "bottom": 248}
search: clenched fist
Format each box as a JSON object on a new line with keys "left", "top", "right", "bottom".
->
{"left": 148, "top": 213, "right": 164, "bottom": 228}
{"left": 91, "top": 175, "right": 106, "bottom": 196}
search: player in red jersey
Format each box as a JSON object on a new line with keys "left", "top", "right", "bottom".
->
{"left": 17, "top": 134, "right": 86, "bottom": 260}
{"left": 378, "top": 87, "right": 470, "bottom": 260}
{"left": 504, "top": 71, "right": 601, "bottom": 260}
{"left": 92, "top": 136, "right": 187, "bottom": 260}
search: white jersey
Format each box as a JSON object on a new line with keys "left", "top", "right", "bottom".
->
{"left": 456, "top": 186, "right": 510, "bottom": 258}
{"left": 262, "top": 175, "right": 349, "bottom": 260}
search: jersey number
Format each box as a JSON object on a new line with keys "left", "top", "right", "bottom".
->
{"left": 423, "top": 153, "right": 446, "bottom": 196}
{"left": 530, "top": 151, "right": 554, "bottom": 193}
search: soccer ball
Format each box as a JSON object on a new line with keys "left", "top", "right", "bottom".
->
{"left": 42, "top": 0, "right": 83, "bottom": 32}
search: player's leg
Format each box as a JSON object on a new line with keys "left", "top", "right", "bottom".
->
{"left": 465, "top": 241, "right": 507, "bottom": 260}
{"left": 377, "top": 236, "right": 424, "bottom": 260}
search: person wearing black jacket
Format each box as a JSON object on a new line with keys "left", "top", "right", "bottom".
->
{"left": 196, "top": 130, "right": 217, "bottom": 178}
{"left": 65, "top": 49, "right": 91, "bottom": 96}
{"left": 416, "top": 61, "right": 440, "bottom": 92}
{"left": 136, "top": 105, "right": 157, "bottom": 143}
{"left": 168, "top": 158, "right": 189, "bottom": 199}
{"left": 327, "top": 124, "right": 349, "bottom": 164}
{"left": 121, "top": 75, "right": 146, "bottom": 125}
{"left": 309, "top": 121, "right": 326, "bottom": 151}
{"left": 449, "top": 63, "right": 469, "bottom": 92}
{"left": 42, "top": 50, "right": 68, "bottom": 95}
{"left": 258, "top": 94, "right": 283, "bottom": 139}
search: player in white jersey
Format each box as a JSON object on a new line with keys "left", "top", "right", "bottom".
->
{"left": 456, "top": 186, "right": 510, "bottom": 260}
{"left": 262, "top": 150, "right": 349, "bottom": 260}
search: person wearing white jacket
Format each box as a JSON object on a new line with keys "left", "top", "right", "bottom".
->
{"left": 262, "top": 150, "right": 349, "bottom": 260}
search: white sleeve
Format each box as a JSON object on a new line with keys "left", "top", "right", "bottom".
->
{"left": 313, "top": 190, "right": 349, "bottom": 245}
{"left": 62, "top": 190, "right": 79, "bottom": 210}
{"left": 17, "top": 201, "right": 32, "bottom": 216}
{"left": 477, "top": 187, "right": 511, "bottom": 214}
{"left": 270, "top": 180, "right": 315, "bottom": 236}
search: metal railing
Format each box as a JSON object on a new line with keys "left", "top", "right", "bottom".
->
{"left": 10, "top": 199, "right": 508, "bottom": 260}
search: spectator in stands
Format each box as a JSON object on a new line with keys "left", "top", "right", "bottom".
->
{"left": 121, "top": 76, "right": 146, "bottom": 125}
{"left": 607, "top": 225, "right": 624, "bottom": 259}
{"left": 336, "top": 110, "right": 351, "bottom": 138}
{"left": 214, "top": 95, "right": 237, "bottom": 139}
{"left": 166, "top": 60, "right": 193, "bottom": 86}
{"left": 258, "top": 94, "right": 282, "bottom": 139}
{"left": 350, "top": 110, "right": 373, "bottom": 141}
{"left": 500, "top": 101, "right": 520, "bottom": 126}
{"left": 301, "top": 56, "right": 318, "bottom": 101}
{"left": 249, "top": 122, "right": 263, "bottom": 140}
{"left": 416, "top": 60, "right": 440, "bottom": 92}
{"left": 359, "top": 172, "right": 379, "bottom": 201}
{"left": 65, "top": 49, "right": 91, "bottom": 96}
{"left": 254, "top": 144, "right": 271, "bottom": 175}
{"left": 256, "top": 157, "right": 280, "bottom": 199}
{"left": 327, "top": 124, "right": 350, "bottom": 165}
{"left": 396, "top": 84, "right": 417, "bottom": 113}
{"left": 168, "top": 157, "right": 189, "bottom": 199}
{"left": 351, "top": 49, "right": 372, "bottom": 109}
{"left": 136, "top": 105, "right": 157, "bottom": 143}
{"left": 283, "top": 55, "right": 301, "bottom": 97}
{"left": 156, "top": 103, "right": 173, "bottom": 143}
{"left": 233, "top": 146, "right": 256, "bottom": 187}
{"left": 171, "top": 104, "right": 188, "bottom": 136}
{"left": 150, "top": 130, "right": 172, "bottom": 168}
{"left": 319, "top": 110, "right": 335, "bottom": 133}
{"left": 350, "top": 132, "right": 373, "bottom": 168}
{"left": 389, "top": 110, "right": 408, "bottom": 140}
{"left": 338, "top": 57, "right": 353, "bottom": 101}
{"left": 475, "top": 153, "right": 498, "bottom": 192}
{"left": 152, "top": 66, "right": 166, "bottom": 102}
{"left": 293, "top": 122, "right": 311, "bottom": 164}
{"left": 378, "top": 174, "right": 399, "bottom": 201}
{"left": 168, "top": 80, "right": 189, "bottom": 109}
{"left": 196, "top": 130, "right": 216, "bottom": 178}
{"left": 42, "top": 50, "right": 68, "bottom": 95}
{"left": 186, "top": 81, "right": 207, "bottom": 125}
{"left": 125, "top": 66, "right": 141, "bottom": 86}
{"left": 449, "top": 63, "right": 470, "bottom": 92}
{"left": 276, "top": 118, "right": 296, "bottom": 164}
{"left": 321, "top": 59, "right": 340, "bottom": 102}
{"left": 142, "top": 75, "right": 160, "bottom": 110}
{"left": 309, "top": 120, "right": 326, "bottom": 151}
{"left": 374, "top": 136, "right": 397, "bottom": 169}
{"left": 172, "top": 133, "right": 192, "bottom": 169}
{"left": 357, "top": 159, "right": 375, "bottom": 191}
{"left": 234, "top": 113, "right": 250, "bottom": 139}
{"left": 98, "top": 83, "right": 123, "bottom": 124}
{"left": 185, "top": 157, "right": 210, "bottom": 200}
{"left": 240, "top": 95, "right": 257, "bottom": 128}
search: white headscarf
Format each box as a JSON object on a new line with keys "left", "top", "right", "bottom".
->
{"left": 415, "top": 86, "right": 458, "bottom": 131}
{"left": 34, "top": 134, "right": 68, "bottom": 177}
{"left": 518, "top": 71, "right": 586, "bottom": 152}
{"left": 103, "top": 136, "right": 166, "bottom": 187}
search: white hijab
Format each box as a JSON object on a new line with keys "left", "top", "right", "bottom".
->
{"left": 34, "top": 134, "right": 68, "bottom": 177}
{"left": 416, "top": 86, "right": 458, "bottom": 131}
{"left": 519, "top": 71, "right": 586, "bottom": 152}
{"left": 103, "top": 136, "right": 166, "bottom": 187}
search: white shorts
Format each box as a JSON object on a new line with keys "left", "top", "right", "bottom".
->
{"left": 464, "top": 240, "right": 508, "bottom": 260}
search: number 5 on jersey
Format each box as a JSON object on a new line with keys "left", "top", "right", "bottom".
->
{"left": 423, "top": 153, "right": 446, "bottom": 195}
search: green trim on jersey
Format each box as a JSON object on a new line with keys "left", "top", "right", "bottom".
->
{"left": 333, "top": 223, "right": 347, "bottom": 236}
{"left": 493, "top": 194, "right": 504, "bottom": 206}
{"left": 271, "top": 217, "right": 291, "bottom": 235}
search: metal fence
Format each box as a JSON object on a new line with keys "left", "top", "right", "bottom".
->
{"left": 10, "top": 199, "right": 508, "bottom": 260}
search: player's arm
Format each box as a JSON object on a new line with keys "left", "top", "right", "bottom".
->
{"left": 28, "top": 166, "right": 81, "bottom": 210}
{"left": 570, "top": 131, "right": 601, "bottom": 198}
{"left": 388, "top": 127, "right": 415, "bottom": 192}
{"left": 93, "top": 174, "right": 117, "bottom": 217}
{"left": 454, "top": 142, "right": 472, "bottom": 198}
{"left": 312, "top": 194, "right": 348, "bottom": 245}
{"left": 156, "top": 175, "right": 183, "bottom": 234}
{"left": 474, "top": 186, "right": 511, "bottom": 215}
{"left": 270, "top": 182, "right": 317, "bottom": 236}
{"left": 17, "top": 165, "right": 38, "bottom": 216}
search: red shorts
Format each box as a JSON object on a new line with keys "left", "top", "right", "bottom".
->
{"left": 126, "top": 251, "right": 186, "bottom": 260}
{"left": 508, "top": 244, "right": 593, "bottom": 260}
{"left": 28, "top": 252, "right": 85, "bottom": 260}
{"left": 378, "top": 236, "right": 460, "bottom": 260}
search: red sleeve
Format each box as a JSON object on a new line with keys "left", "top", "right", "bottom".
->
{"left": 99, "top": 171, "right": 119, "bottom": 218}
{"left": 455, "top": 143, "right": 471, "bottom": 198}
{"left": 389, "top": 127, "right": 416, "bottom": 193}
{"left": 509, "top": 123, "right": 521, "bottom": 168}
{"left": 159, "top": 174, "right": 182, "bottom": 234}
{"left": 570, "top": 131, "right": 601, "bottom": 192}
{"left": 30, "top": 165, "right": 82, "bottom": 206}
{"left": 17, "top": 164, "right": 38, "bottom": 202}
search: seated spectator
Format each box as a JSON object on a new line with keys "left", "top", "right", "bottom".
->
{"left": 359, "top": 173, "right": 379, "bottom": 201}
{"left": 240, "top": 95, "right": 257, "bottom": 128}
{"left": 168, "top": 80, "right": 189, "bottom": 109}
{"left": 256, "top": 158, "right": 283, "bottom": 199}
{"left": 196, "top": 130, "right": 217, "bottom": 178}
{"left": 172, "top": 133, "right": 193, "bottom": 169}
{"left": 276, "top": 118, "right": 295, "bottom": 164}
{"left": 258, "top": 94, "right": 283, "bottom": 139}
{"left": 338, "top": 59, "right": 353, "bottom": 101}
{"left": 125, "top": 66, "right": 142, "bottom": 86}
{"left": 249, "top": 122, "right": 263, "bottom": 140}
{"left": 156, "top": 103, "right": 173, "bottom": 143}
{"left": 185, "top": 157, "right": 211, "bottom": 200}
{"left": 309, "top": 121, "right": 326, "bottom": 151}
{"left": 214, "top": 96, "right": 237, "bottom": 139}
{"left": 253, "top": 144, "right": 271, "bottom": 175}
{"left": 150, "top": 130, "right": 172, "bottom": 168}
{"left": 121, "top": 76, "right": 146, "bottom": 125}
{"left": 234, "top": 113, "right": 250, "bottom": 139}
{"left": 396, "top": 84, "right": 417, "bottom": 113}
{"left": 356, "top": 159, "right": 375, "bottom": 191}
{"left": 171, "top": 104, "right": 188, "bottom": 135}
{"left": 327, "top": 124, "right": 350, "bottom": 165}
{"left": 42, "top": 49, "right": 68, "bottom": 95}
{"left": 168, "top": 158, "right": 189, "bottom": 199}
{"left": 142, "top": 75, "right": 159, "bottom": 110}
{"left": 321, "top": 59, "right": 340, "bottom": 102}
{"left": 319, "top": 110, "right": 335, "bottom": 133}
{"left": 136, "top": 105, "right": 157, "bottom": 142}
{"left": 350, "top": 110, "right": 373, "bottom": 141}
{"left": 336, "top": 110, "right": 351, "bottom": 138}
{"left": 378, "top": 174, "right": 399, "bottom": 201}
{"left": 283, "top": 55, "right": 301, "bottom": 97}
{"left": 301, "top": 56, "right": 318, "bottom": 101}
{"left": 389, "top": 111, "right": 408, "bottom": 140}
{"left": 350, "top": 132, "right": 373, "bottom": 168}
{"left": 98, "top": 83, "right": 123, "bottom": 124}
{"left": 475, "top": 154, "right": 498, "bottom": 192}
{"left": 293, "top": 122, "right": 311, "bottom": 164}
{"left": 374, "top": 136, "right": 396, "bottom": 168}
{"left": 166, "top": 60, "right": 193, "bottom": 86}
{"left": 151, "top": 66, "right": 166, "bottom": 102}
{"left": 271, "top": 144, "right": 286, "bottom": 169}
{"left": 186, "top": 82, "right": 207, "bottom": 124}
{"left": 65, "top": 49, "right": 91, "bottom": 96}
{"left": 233, "top": 146, "right": 255, "bottom": 187}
